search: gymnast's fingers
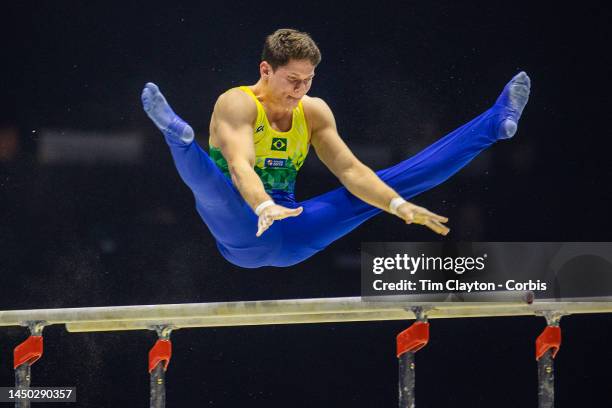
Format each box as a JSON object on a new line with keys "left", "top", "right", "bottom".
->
{"left": 425, "top": 209, "right": 448, "bottom": 223}
{"left": 425, "top": 219, "right": 450, "bottom": 236}
{"left": 284, "top": 206, "right": 303, "bottom": 218}
{"left": 256, "top": 222, "right": 268, "bottom": 237}
{"left": 413, "top": 207, "right": 447, "bottom": 224}
{"left": 256, "top": 215, "right": 274, "bottom": 237}
{"left": 274, "top": 206, "right": 304, "bottom": 220}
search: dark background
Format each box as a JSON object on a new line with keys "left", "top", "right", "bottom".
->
{"left": 1, "top": 1, "right": 611, "bottom": 406}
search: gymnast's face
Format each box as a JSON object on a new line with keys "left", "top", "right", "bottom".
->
{"left": 261, "top": 59, "right": 315, "bottom": 108}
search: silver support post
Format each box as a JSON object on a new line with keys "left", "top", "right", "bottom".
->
{"left": 536, "top": 312, "right": 563, "bottom": 408}
{"left": 14, "top": 321, "right": 46, "bottom": 408}
{"left": 398, "top": 307, "right": 429, "bottom": 408}
{"left": 149, "top": 325, "right": 174, "bottom": 408}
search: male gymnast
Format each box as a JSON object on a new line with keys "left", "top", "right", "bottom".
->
{"left": 141, "top": 28, "right": 530, "bottom": 268}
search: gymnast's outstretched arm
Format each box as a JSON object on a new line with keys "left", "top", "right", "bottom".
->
{"left": 211, "top": 90, "right": 271, "bottom": 209}
{"left": 306, "top": 97, "right": 450, "bottom": 236}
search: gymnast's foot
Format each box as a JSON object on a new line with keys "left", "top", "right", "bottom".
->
{"left": 141, "top": 82, "right": 194, "bottom": 144}
{"left": 494, "top": 71, "right": 531, "bottom": 139}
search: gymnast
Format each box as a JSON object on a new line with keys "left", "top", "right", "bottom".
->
{"left": 141, "top": 28, "right": 530, "bottom": 268}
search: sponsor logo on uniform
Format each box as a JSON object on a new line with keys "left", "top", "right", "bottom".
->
{"left": 256, "top": 125, "right": 265, "bottom": 133}
{"left": 265, "top": 158, "right": 287, "bottom": 168}
{"left": 271, "top": 137, "right": 287, "bottom": 151}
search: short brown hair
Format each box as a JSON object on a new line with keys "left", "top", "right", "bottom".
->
{"left": 262, "top": 28, "right": 321, "bottom": 70}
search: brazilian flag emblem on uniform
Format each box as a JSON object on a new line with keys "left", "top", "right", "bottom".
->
{"left": 271, "top": 137, "right": 287, "bottom": 151}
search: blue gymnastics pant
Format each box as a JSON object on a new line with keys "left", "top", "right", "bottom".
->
{"left": 165, "top": 106, "right": 504, "bottom": 268}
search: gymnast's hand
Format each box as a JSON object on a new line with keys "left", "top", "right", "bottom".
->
{"left": 256, "top": 205, "right": 304, "bottom": 237}
{"left": 396, "top": 202, "right": 450, "bottom": 236}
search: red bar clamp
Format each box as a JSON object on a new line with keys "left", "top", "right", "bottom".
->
{"left": 396, "top": 321, "right": 430, "bottom": 357}
{"left": 149, "top": 339, "right": 172, "bottom": 373}
{"left": 535, "top": 326, "right": 561, "bottom": 360}
{"left": 14, "top": 336, "right": 44, "bottom": 369}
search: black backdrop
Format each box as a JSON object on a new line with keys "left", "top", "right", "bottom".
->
{"left": 1, "top": 1, "right": 611, "bottom": 407}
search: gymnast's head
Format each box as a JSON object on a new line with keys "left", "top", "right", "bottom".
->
{"left": 259, "top": 28, "right": 321, "bottom": 107}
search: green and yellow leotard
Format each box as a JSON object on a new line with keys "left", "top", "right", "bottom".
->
{"left": 209, "top": 86, "right": 310, "bottom": 203}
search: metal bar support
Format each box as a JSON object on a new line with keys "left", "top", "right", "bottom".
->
{"left": 397, "top": 307, "right": 429, "bottom": 408}
{"left": 536, "top": 312, "right": 563, "bottom": 408}
{"left": 13, "top": 321, "right": 46, "bottom": 408}
{"left": 149, "top": 325, "right": 173, "bottom": 408}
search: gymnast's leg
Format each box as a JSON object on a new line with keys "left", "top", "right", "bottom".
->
{"left": 275, "top": 72, "right": 531, "bottom": 266}
{"left": 141, "top": 83, "right": 236, "bottom": 202}
{"left": 141, "top": 83, "right": 279, "bottom": 266}
{"left": 376, "top": 72, "right": 531, "bottom": 197}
